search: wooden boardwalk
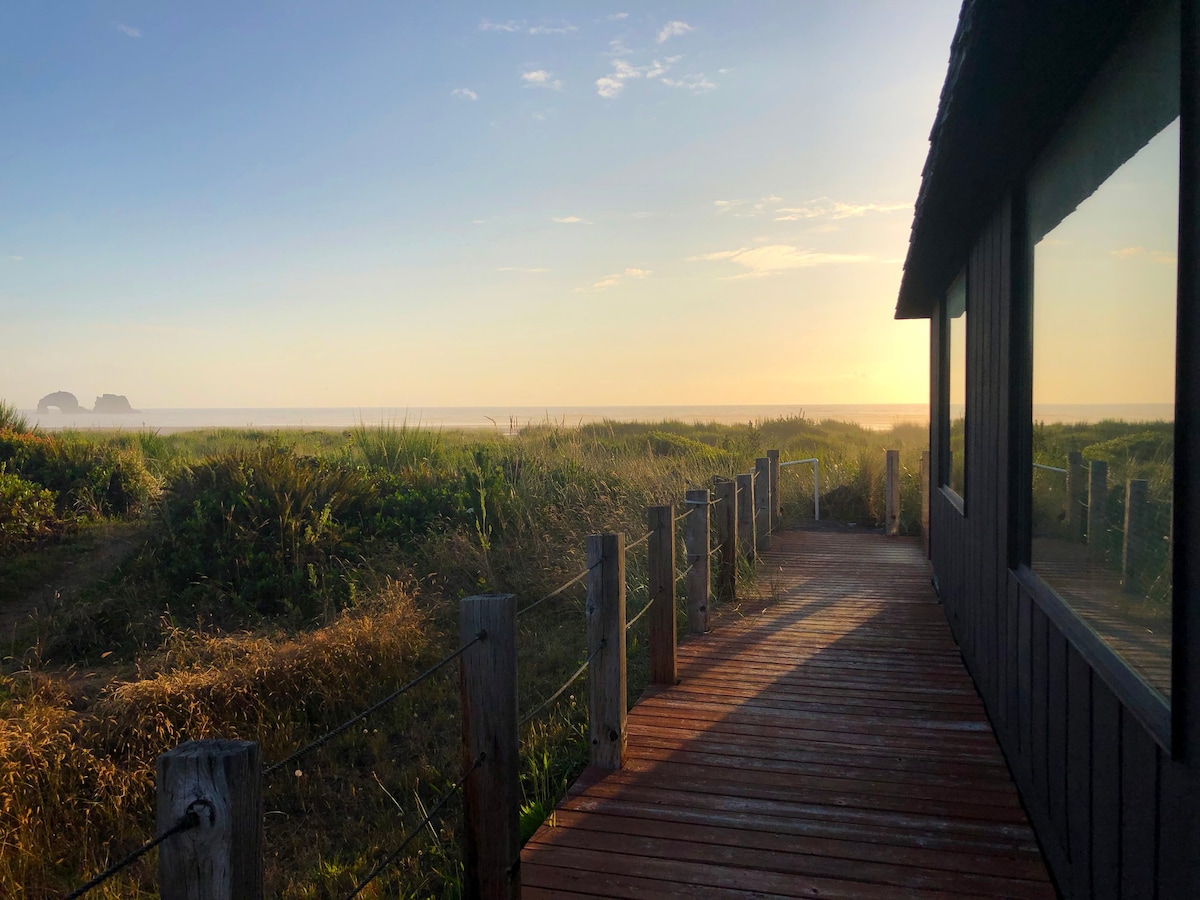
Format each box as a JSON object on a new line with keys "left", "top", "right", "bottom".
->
{"left": 521, "top": 529, "right": 1056, "bottom": 899}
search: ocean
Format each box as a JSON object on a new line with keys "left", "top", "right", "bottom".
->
{"left": 18, "top": 403, "right": 1174, "bottom": 433}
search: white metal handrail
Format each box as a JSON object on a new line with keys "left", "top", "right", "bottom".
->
{"left": 780, "top": 457, "right": 820, "bottom": 521}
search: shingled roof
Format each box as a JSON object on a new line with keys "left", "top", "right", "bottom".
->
{"left": 895, "top": 0, "right": 1146, "bottom": 319}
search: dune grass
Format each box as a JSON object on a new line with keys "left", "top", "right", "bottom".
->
{"left": 1, "top": 414, "right": 932, "bottom": 897}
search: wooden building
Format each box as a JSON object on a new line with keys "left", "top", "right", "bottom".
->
{"left": 896, "top": 0, "right": 1199, "bottom": 895}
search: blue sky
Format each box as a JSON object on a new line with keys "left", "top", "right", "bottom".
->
{"left": 1, "top": 2, "right": 961, "bottom": 408}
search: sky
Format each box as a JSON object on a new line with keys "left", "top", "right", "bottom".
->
{"left": 0, "top": 1, "right": 963, "bottom": 409}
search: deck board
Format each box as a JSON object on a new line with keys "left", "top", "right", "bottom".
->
{"left": 521, "top": 529, "right": 1056, "bottom": 898}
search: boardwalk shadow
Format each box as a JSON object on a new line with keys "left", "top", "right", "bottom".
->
{"left": 519, "top": 529, "right": 1056, "bottom": 899}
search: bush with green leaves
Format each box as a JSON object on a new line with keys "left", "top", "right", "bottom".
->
{"left": 153, "top": 444, "right": 374, "bottom": 616}
{"left": 0, "top": 428, "right": 157, "bottom": 517}
{"left": 0, "top": 471, "right": 67, "bottom": 551}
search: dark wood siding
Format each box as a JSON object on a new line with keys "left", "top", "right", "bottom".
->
{"left": 927, "top": 190, "right": 1197, "bottom": 896}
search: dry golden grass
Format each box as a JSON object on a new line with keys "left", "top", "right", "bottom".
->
{"left": 2, "top": 581, "right": 438, "bottom": 898}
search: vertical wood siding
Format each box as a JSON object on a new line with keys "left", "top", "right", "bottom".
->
{"left": 928, "top": 197, "right": 1195, "bottom": 897}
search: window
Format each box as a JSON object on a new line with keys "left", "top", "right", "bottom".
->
{"left": 944, "top": 271, "right": 967, "bottom": 501}
{"left": 1027, "top": 0, "right": 1178, "bottom": 701}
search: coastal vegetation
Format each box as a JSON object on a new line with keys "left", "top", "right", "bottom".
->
{"left": 3, "top": 412, "right": 931, "bottom": 897}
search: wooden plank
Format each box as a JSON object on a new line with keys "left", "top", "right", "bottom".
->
{"left": 587, "top": 533, "right": 626, "bottom": 769}
{"left": 1046, "top": 628, "right": 1067, "bottom": 834}
{"left": 1065, "top": 644, "right": 1093, "bottom": 899}
{"left": 522, "top": 531, "right": 1054, "bottom": 897}
{"left": 646, "top": 505, "right": 677, "bottom": 685}
{"left": 684, "top": 489, "right": 710, "bottom": 634}
{"left": 459, "top": 594, "right": 520, "bottom": 899}
{"left": 157, "top": 740, "right": 262, "bottom": 900}
{"left": 1120, "top": 719, "right": 1159, "bottom": 899}
{"left": 1091, "top": 681, "right": 1121, "bottom": 899}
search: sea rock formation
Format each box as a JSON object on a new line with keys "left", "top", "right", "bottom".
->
{"left": 93, "top": 394, "right": 136, "bottom": 413}
{"left": 37, "top": 391, "right": 87, "bottom": 413}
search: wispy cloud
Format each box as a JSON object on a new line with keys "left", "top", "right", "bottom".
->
{"left": 498, "top": 266, "right": 551, "bottom": 273}
{"left": 579, "top": 267, "right": 651, "bottom": 292}
{"left": 522, "top": 70, "right": 563, "bottom": 90}
{"left": 6, "top": 255, "right": 22, "bottom": 262}
{"left": 689, "top": 244, "right": 871, "bottom": 277}
{"left": 774, "top": 197, "right": 910, "bottom": 221}
{"left": 662, "top": 73, "right": 715, "bottom": 92}
{"left": 595, "top": 55, "right": 681, "bottom": 98}
{"left": 608, "top": 12, "right": 630, "bottom": 21}
{"left": 656, "top": 20, "right": 693, "bottom": 43}
{"left": 115, "top": 23, "right": 141, "bottom": 38}
{"left": 479, "top": 19, "right": 577, "bottom": 35}
{"left": 451, "top": 87, "right": 478, "bottom": 101}
{"left": 552, "top": 216, "right": 591, "bottom": 224}
{"left": 1111, "top": 246, "right": 1177, "bottom": 265}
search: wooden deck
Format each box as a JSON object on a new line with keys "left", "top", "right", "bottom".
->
{"left": 521, "top": 529, "right": 1056, "bottom": 899}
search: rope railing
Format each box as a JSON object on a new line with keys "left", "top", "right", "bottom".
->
{"left": 345, "top": 753, "right": 485, "bottom": 899}
{"left": 516, "top": 562, "right": 596, "bottom": 617}
{"left": 1033, "top": 462, "right": 1069, "bottom": 474}
{"left": 65, "top": 810, "right": 201, "bottom": 900}
{"left": 62, "top": 446, "right": 799, "bottom": 898}
{"left": 264, "top": 632, "right": 485, "bottom": 778}
{"left": 625, "top": 596, "right": 655, "bottom": 632}
{"left": 519, "top": 641, "right": 605, "bottom": 727}
{"left": 625, "top": 527, "right": 656, "bottom": 551}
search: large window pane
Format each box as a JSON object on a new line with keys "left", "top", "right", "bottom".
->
{"left": 946, "top": 272, "right": 966, "bottom": 499}
{"left": 1028, "top": 1, "right": 1178, "bottom": 700}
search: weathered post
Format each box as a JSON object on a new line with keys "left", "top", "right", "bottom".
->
{"left": 1087, "top": 460, "right": 1109, "bottom": 567}
{"left": 460, "top": 594, "right": 519, "bottom": 899}
{"left": 1067, "top": 451, "right": 1087, "bottom": 541}
{"left": 736, "top": 472, "right": 756, "bottom": 562}
{"left": 1122, "top": 479, "right": 1149, "bottom": 594}
{"left": 754, "top": 457, "right": 772, "bottom": 551}
{"left": 158, "top": 740, "right": 263, "bottom": 900}
{"left": 767, "top": 449, "right": 781, "bottom": 524}
{"left": 685, "top": 489, "right": 711, "bottom": 634}
{"left": 712, "top": 477, "right": 737, "bottom": 603}
{"left": 586, "top": 533, "right": 626, "bottom": 769}
{"left": 646, "top": 505, "right": 677, "bottom": 685}
{"left": 920, "top": 449, "right": 931, "bottom": 554}
{"left": 885, "top": 449, "right": 901, "bottom": 536}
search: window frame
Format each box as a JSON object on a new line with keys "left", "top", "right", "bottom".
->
{"left": 1011, "top": 0, "right": 1182, "bottom": 752}
{"left": 939, "top": 268, "right": 968, "bottom": 515}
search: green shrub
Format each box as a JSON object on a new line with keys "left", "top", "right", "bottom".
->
{"left": 0, "top": 429, "right": 157, "bottom": 517}
{"left": 154, "top": 444, "right": 373, "bottom": 617}
{"left": 0, "top": 471, "right": 66, "bottom": 551}
{"left": 369, "top": 463, "right": 474, "bottom": 539}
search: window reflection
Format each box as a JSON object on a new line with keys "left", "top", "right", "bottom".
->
{"left": 1028, "top": 1, "right": 1177, "bottom": 700}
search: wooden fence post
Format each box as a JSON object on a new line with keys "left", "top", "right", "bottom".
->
{"left": 736, "top": 472, "right": 756, "bottom": 562}
{"left": 885, "top": 449, "right": 900, "bottom": 536}
{"left": 586, "top": 533, "right": 626, "bottom": 769}
{"left": 1122, "top": 479, "right": 1149, "bottom": 594}
{"left": 920, "top": 449, "right": 931, "bottom": 554}
{"left": 158, "top": 740, "right": 263, "bottom": 900}
{"left": 685, "top": 489, "right": 710, "bottom": 634}
{"left": 647, "top": 505, "right": 677, "bottom": 685}
{"left": 460, "top": 594, "right": 519, "bottom": 900}
{"left": 1088, "top": 460, "right": 1108, "bottom": 567}
{"left": 754, "top": 458, "right": 771, "bottom": 551}
{"left": 712, "top": 478, "right": 737, "bottom": 603}
{"left": 1067, "top": 451, "right": 1087, "bottom": 541}
{"left": 767, "top": 449, "right": 781, "bottom": 524}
